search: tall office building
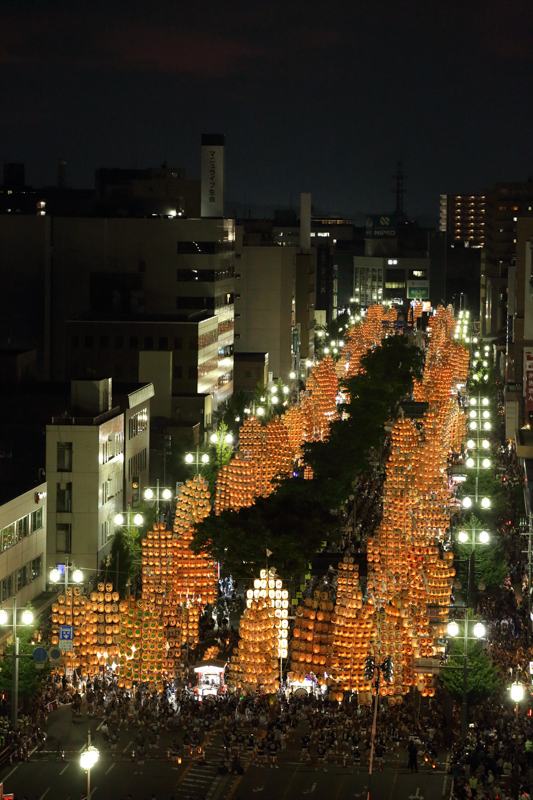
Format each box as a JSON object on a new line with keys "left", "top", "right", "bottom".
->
{"left": 439, "top": 194, "right": 486, "bottom": 248}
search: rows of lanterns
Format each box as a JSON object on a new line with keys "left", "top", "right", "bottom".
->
{"left": 46, "top": 303, "right": 470, "bottom": 704}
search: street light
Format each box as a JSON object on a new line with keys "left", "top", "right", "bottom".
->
{"left": 144, "top": 480, "right": 173, "bottom": 515}
{"left": 80, "top": 733, "right": 99, "bottom": 800}
{"left": 0, "top": 599, "right": 34, "bottom": 728}
{"left": 50, "top": 563, "right": 83, "bottom": 593}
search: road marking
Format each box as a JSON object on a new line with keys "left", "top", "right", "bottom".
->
{"left": 2, "top": 764, "right": 19, "bottom": 782}
{"left": 334, "top": 777, "right": 344, "bottom": 799}
{"left": 123, "top": 739, "right": 133, "bottom": 753}
{"left": 388, "top": 767, "right": 398, "bottom": 799}
{"left": 409, "top": 790, "right": 424, "bottom": 800}
{"left": 39, "top": 789, "right": 51, "bottom": 800}
{"left": 60, "top": 763, "right": 70, "bottom": 775}
{"left": 282, "top": 765, "right": 299, "bottom": 799}
{"left": 96, "top": 720, "right": 104, "bottom": 730}
{"left": 441, "top": 755, "right": 450, "bottom": 797}
{"left": 91, "top": 786, "right": 97, "bottom": 796}
{"left": 105, "top": 763, "right": 115, "bottom": 775}
{"left": 303, "top": 783, "right": 316, "bottom": 795}
{"left": 78, "top": 743, "right": 87, "bottom": 752}
{"left": 252, "top": 788, "right": 265, "bottom": 793}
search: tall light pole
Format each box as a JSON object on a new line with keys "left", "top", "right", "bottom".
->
{"left": 50, "top": 563, "right": 83, "bottom": 594}
{"left": 184, "top": 448, "right": 209, "bottom": 477}
{"left": 447, "top": 617, "right": 486, "bottom": 738}
{"left": 80, "top": 732, "right": 99, "bottom": 800}
{"left": 144, "top": 479, "right": 172, "bottom": 517}
{"left": 0, "top": 599, "right": 34, "bottom": 729}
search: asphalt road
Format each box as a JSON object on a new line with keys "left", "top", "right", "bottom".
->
{"left": 222, "top": 763, "right": 450, "bottom": 800}
{"left": 0, "top": 703, "right": 452, "bottom": 800}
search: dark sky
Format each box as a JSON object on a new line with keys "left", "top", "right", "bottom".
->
{"left": 1, "top": 0, "right": 533, "bottom": 217}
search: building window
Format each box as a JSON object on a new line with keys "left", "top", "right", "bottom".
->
{"left": 158, "top": 336, "right": 168, "bottom": 350}
{"left": 57, "top": 442, "right": 73, "bottom": 472}
{"left": 2, "top": 574, "right": 13, "bottom": 602}
{"left": 128, "top": 408, "right": 148, "bottom": 440}
{"left": 31, "top": 556, "right": 42, "bottom": 580}
{"left": 129, "top": 336, "right": 139, "bottom": 349}
{"left": 16, "top": 516, "right": 29, "bottom": 540}
{"left": 31, "top": 508, "right": 43, "bottom": 531}
{"left": 84, "top": 335, "right": 95, "bottom": 349}
{"left": 174, "top": 337, "right": 183, "bottom": 350}
{"left": 1, "top": 524, "right": 15, "bottom": 551}
{"left": 115, "top": 335, "right": 124, "bottom": 349}
{"left": 128, "top": 448, "right": 147, "bottom": 480}
{"left": 410, "top": 270, "right": 427, "bottom": 279}
{"left": 173, "top": 365, "right": 183, "bottom": 379}
{"left": 56, "top": 524, "right": 72, "bottom": 553}
{"left": 56, "top": 482, "right": 72, "bottom": 513}
{"left": 100, "top": 335, "right": 109, "bottom": 349}
{"left": 385, "top": 282, "right": 406, "bottom": 289}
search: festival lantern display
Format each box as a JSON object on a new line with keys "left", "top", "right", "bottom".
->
{"left": 50, "top": 582, "right": 122, "bottom": 679}
{"left": 228, "top": 569, "right": 289, "bottom": 694}
{"left": 288, "top": 585, "right": 335, "bottom": 684}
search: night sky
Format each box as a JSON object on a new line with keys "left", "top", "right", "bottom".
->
{"left": 1, "top": 1, "right": 532, "bottom": 218}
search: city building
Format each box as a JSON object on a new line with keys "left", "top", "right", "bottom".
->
{"left": 45, "top": 379, "right": 153, "bottom": 573}
{"left": 0, "top": 483, "right": 47, "bottom": 607}
{"left": 353, "top": 216, "right": 431, "bottom": 308}
{"left": 439, "top": 194, "right": 486, "bottom": 248}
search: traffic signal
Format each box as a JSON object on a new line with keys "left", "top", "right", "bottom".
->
{"left": 382, "top": 656, "right": 394, "bottom": 683}
{"left": 364, "top": 656, "right": 375, "bottom": 681}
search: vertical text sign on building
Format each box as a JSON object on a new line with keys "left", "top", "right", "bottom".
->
{"left": 524, "top": 347, "right": 533, "bottom": 412}
{"left": 201, "top": 134, "right": 225, "bottom": 218}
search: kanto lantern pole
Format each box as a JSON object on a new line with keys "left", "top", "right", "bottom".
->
{"left": 366, "top": 663, "right": 381, "bottom": 800}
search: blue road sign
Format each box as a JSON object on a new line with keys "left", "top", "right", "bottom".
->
{"left": 59, "top": 625, "right": 73, "bottom": 642}
{"left": 49, "top": 647, "right": 62, "bottom": 662}
{"left": 32, "top": 647, "right": 47, "bottom": 663}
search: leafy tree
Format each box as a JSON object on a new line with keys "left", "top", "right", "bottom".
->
{"left": 199, "top": 422, "right": 235, "bottom": 494}
{"left": 304, "top": 335, "right": 424, "bottom": 506}
{"left": 0, "top": 628, "right": 51, "bottom": 711}
{"left": 455, "top": 515, "right": 509, "bottom": 591}
{"left": 192, "top": 335, "right": 423, "bottom": 576}
{"left": 191, "top": 477, "right": 338, "bottom": 581}
{"left": 440, "top": 638, "right": 501, "bottom": 706}
{"left": 212, "top": 390, "right": 249, "bottom": 437}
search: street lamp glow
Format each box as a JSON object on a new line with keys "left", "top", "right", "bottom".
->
{"left": 144, "top": 487, "right": 154, "bottom": 499}
{"left": 470, "top": 398, "right": 477, "bottom": 406}
{"left": 22, "top": 609, "right": 33, "bottom": 626}
{"left": 482, "top": 458, "right": 491, "bottom": 468}
{"left": 72, "top": 569, "right": 83, "bottom": 584}
{"left": 257, "top": 407, "right": 265, "bottom": 416}
{"left": 458, "top": 531, "right": 469, "bottom": 543}
{"left": 482, "top": 439, "right": 490, "bottom": 449}
{"left": 479, "top": 530, "right": 490, "bottom": 544}
{"left": 482, "top": 410, "right": 490, "bottom": 419}
{"left": 469, "top": 410, "right": 476, "bottom": 418}
{"left": 0, "top": 610, "right": 8, "bottom": 625}
{"left": 114, "top": 513, "right": 124, "bottom": 526}
{"left": 50, "top": 568, "right": 60, "bottom": 583}
{"left": 462, "top": 497, "right": 472, "bottom": 509}
{"left": 473, "top": 622, "right": 486, "bottom": 638}
{"left": 481, "top": 497, "right": 491, "bottom": 509}
{"left": 210, "top": 433, "right": 218, "bottom": 443}
{"left": 510, "top": 683, "right": 524, "bottom": 703}
{"left": 483, "top": 422, "right": 491, "bottom": 430}
{"left": 201, "top": 454, "right": 209, "bottom": 464}
{"left": 133, "top": 513, "right": 143, "bottom": 525}
{"left": 306, "top": 360, "right": 313, "bottom": 367}
{"left": 185, "top": 454, "right": 194, "bottom": 464}
{"left": 466, "top": 458, "right": 474, "bottom": 468}
{"left": 162, "top": 489, "right": 172, "bottom": 500}
{"left": 482, "top": 398, "right": 489, "bottom": 406}
{"left": 466, "top": 439, "right": 475, "bottom": 449}
{"left": 282, "top": 386, "right": 289, "bottom": 394}
{"left": 289, "top": 371, "right": 296, "bottom": 379}
{"left": 80, "top": 746, "right": 99, "bottom": 770}
{"left": 447, "top": 621, "right": 459, "bottom": 637}
{"left": 470, "top": 422, "right": 478, "bottom": 430}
